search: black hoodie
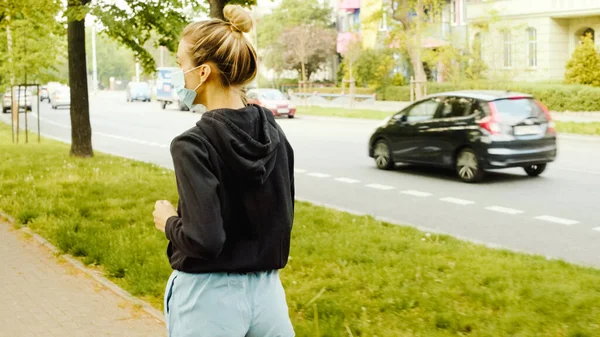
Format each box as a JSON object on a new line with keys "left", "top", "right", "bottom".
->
{"left": 165, "top": 105, "right": 294, "bottom": 273}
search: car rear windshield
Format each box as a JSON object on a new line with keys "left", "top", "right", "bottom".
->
{"left": 260, "top": 90, "right": 285, "bottom": 100}
{"left": 493, "top": 98, "right": 546, "bottom": 123}
{"left": 132, "top": 83, "right": 150, "bottom": 93}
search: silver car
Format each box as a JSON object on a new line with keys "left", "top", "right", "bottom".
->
{"left": 50, "top": 87, "right": 71, "bottom": 109}
{"left": 2, "top": 89, "right": 32, "bottom": 114}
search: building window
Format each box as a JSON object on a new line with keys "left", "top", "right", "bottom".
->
{"left": 503, "top": 30, "right": 512, "bottom": 68}
{"left": 450, "top": 0, "right": 465, "bottom": 26}
{"left": 527, "top": 27, "right": 537, "bottom": 68}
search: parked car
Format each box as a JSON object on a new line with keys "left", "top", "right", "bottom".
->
{"left": 247, "top": 89, "right": 296, "bottom": 118}
{"left": 39, "top": 86, "right": 50, "bottom": 102}
{"left": 50, "top": 87, "right": 71, "bottom": 109}
{"left": 368, "top": 90, "right": 557, "bottom": 183}
{"left": 126, "top": 82, "right": 152, "bottom": 102}
{"left": 2, "top": 89, "right": 32, "bottom": 113}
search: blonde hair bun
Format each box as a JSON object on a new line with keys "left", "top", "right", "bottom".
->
{"left": 223, "top": 5, "right": 253, "bottom": 33}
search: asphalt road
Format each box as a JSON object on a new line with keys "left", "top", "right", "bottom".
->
{"left": 3, "top": 91, "right": 600, "bottom": 267}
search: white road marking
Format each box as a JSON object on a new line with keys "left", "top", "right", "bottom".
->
{"left": 534, "top": 215, "right": 579, "bottom": 226}
{"left": 27, "top": 115, "right": 170, "bottom": 148}
{"left": 366, "top": 184, "right": 395, "bottom": 191}
{"left": 335, "top": 177, "right": 360, "bottom": 184}
{"left": 440, "top": 197, "right": 475, "bottom": 205}
{"left": 294, "top": 169, "right": 307, "bottom": 174}
{"left": 401, "top": 190, "right": 432, "bottom": 197}
{"left": 593, "top": 227, "right": 600, "bottom": 232}
{"left": 485, "top": 206, "right": 524, "bottom": 215}
{"left": 38, "top": 119, "right": 69, "bottom": 128}
{"left": 94, "top": 131, "right": 168, "bottom": 148}
{"left": 307, "top": 172, "right": 331, "bottom": 178}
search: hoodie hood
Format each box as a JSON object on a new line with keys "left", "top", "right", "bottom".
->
{"left": 196, "top": 104, "right": 281, "bottom": 185}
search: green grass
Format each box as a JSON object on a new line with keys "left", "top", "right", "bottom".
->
{"left": 556, "top": 121, "right": 600, "bottom": 136}
{"left": 2, "top": 124, "right": 600, "bottom": 336}
{"left": 297, "top": 106, "right": 391, "bottom": 120}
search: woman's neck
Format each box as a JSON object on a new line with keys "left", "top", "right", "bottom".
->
{"left": 202, "top": 85, "right": 245, "bottom": 111}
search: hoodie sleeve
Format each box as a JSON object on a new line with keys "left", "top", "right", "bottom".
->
{"left": 165, "top": 135, "right": 225, "bottom": 260}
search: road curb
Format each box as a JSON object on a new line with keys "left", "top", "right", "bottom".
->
{"left": 0, "top": 210, "right": 166, "bottom": 325}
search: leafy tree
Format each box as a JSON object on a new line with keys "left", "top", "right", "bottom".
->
{"left": 0, "top": 0, "right": 65, "bottom": 90}
{"left": 281, "top": 25, "right": 336, "bottom": 83}
{"left": 258, "top": 0, "right": 335, "bottom": 81}
{"left": 465, "top": 35, "right": 487, "bottom": 80}
{"left": 564, "top": 34, "right": 600, "bottom": 86}
{"left": 354, "top": 48, "right": 396, "bottom": 90}
{"left": 389, "top": 0, "right": 445, "bottom": 98}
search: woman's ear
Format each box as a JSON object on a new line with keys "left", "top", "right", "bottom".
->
{"left": 198, "top": 64, "right": 212, "bottom": 84}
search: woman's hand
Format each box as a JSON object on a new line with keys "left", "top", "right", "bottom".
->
{"left": 153, "top": 200, "right": 178, "bottom": 233}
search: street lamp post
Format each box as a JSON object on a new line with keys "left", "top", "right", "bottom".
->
{"left": 135, "top": 62, "right": 140, "bottom": 82}
{"left": 91, "top": 24, "right": 98, "bottom": 93}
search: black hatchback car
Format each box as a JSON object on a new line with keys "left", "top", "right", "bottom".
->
{"left": 368, "top": 91, "right": 557, "bottom": 183}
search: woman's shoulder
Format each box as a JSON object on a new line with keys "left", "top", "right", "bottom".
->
{"left": 170, "top": 127, "right": 210, "bottom": 155}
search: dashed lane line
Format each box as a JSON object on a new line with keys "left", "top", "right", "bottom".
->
{"left": 485, "top": 206, "right": 525, "bottom": 215}
{"left": 439, "top": 197, "right": 475, "bottom": 205}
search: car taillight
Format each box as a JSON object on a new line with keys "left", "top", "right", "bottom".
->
{"left": 535, "top": 100, "right": 555, "bottom": 133}
{"left": 479, "top": 102, "right": 501, "bottom": 134}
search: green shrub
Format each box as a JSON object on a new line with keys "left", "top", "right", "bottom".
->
{"left": 565, "top": 34, "right": 600, "bottom": 86}
{"left": 312, "top": 87, "right": 375, "bottom": 95}
{"left": 383, "top": 81, "right": 600, "bottom": 112}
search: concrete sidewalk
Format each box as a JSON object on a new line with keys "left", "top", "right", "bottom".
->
{"left": 0, "top": 222, "right": 166, "bottom": 337}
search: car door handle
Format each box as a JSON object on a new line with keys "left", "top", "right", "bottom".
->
{"left": 418, "top": 125, "right": 430, "bottom": 130}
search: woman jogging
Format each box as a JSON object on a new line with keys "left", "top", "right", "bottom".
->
{"left": 152, "top": 5, "right": 295, "bottom": 337}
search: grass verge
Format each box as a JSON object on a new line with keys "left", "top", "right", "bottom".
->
{"left": 298, "top": 106, "right": 600, "bottom": 137}
{"left": 297, "top": 106, "right": 391, "bottom": 120}
{"left": 555, "top": 121, "right": 600, "bottom": 136}
{"left": 1, "top": 123, "right": 600, "bottom": 336}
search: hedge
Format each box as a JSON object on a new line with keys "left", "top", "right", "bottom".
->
{"left": 380, "top": 82, "right": 600, "bottom": 112}
{"left": 310, "top": 87, "right": 376, "bottom": 95}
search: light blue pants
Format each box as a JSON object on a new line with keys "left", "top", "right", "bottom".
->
{"left": 164, "top": 270, "right": 295, "bottom": 337}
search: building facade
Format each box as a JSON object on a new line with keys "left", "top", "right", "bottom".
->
{"left": 336, "top": 0, "right": 468, "bottom": 81}
{"left": 467, "top": 0, "right": 600, "bottom": 81}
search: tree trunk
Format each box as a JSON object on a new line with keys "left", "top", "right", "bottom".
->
{"left": 408, "top": 46, "right": 426, "bottom": 99}
{"left": 208, "top": 0, "right": 226, "bottom": 20}
{"left": 67, "top": 4, "right": 93, "bottom": 157}
{"left": 300, "top": 61, "right": 306, "bottom": 83}
{"left": 411, "top": 0, "right": 426, "bottom": 99}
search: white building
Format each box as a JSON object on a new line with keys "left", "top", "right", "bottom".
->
{"left": 466, "top": 0, "right": 600, "bottom": 81}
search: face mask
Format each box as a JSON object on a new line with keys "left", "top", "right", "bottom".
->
{"left": 172, "top": 65, "right": 203, "bottom": 109}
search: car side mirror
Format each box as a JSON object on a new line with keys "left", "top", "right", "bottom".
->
{"left": 397, "top": 115, "right": 408, "bottom": 123}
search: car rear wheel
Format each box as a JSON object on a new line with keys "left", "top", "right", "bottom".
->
{"left": 456, "top": 148, "right": 484, "bottom": 183}
{"left": 288, "top": 115, "right": 294, "bottom": 119}
{"left": 524, "top": 164, "right": 547, "bottom": 177}
{"left": 374, "top": 140, "right": 394, "bottom": 170}
{"left": 2, "top": 108, "right": 8, "bottom": 114}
